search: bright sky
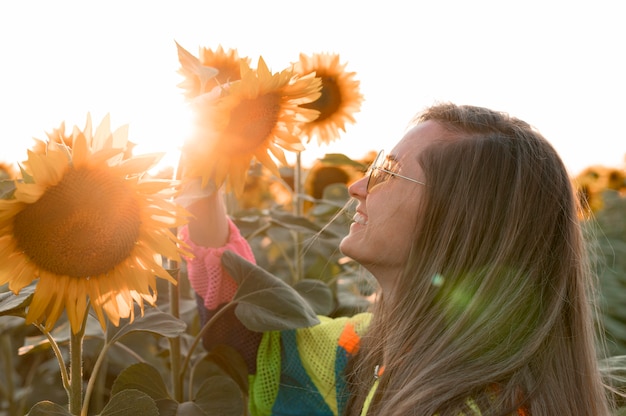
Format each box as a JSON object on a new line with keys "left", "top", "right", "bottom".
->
{"left": 1, "top": 0, "right": 624, "bottom": 176}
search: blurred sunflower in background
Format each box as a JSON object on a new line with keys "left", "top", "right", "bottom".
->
{"left": 302, "top": 151, "right": 376, "bottom": 211}
{"left": 574, "top": 165, "right": 626, "bottom": 216}
{"left": 176, "top": 42, "right": 250, "bottom": 100}
{"left": 293, "top": 52, "right": 363, "bottom": 145}
{"left": 197, "top": 45, "right": 249, "bottom": 86}
{"left": 179, "top": 52, "right": 322, "bottom": 194}
{"left": 0, "top": 115, "right": 189, "bottom": 333}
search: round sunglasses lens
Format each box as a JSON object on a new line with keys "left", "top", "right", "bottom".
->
{"left": 368, "top": 168, "right": 389, "bottom": 192}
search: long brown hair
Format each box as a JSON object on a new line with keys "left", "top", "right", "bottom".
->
{"left": 345, "top": 103, "right": 613, "bottom": 415}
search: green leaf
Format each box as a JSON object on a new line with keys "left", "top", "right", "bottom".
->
{"left": 153, "top": 399, "right": 209, "bottom": 416}
{"left": 318, "top": 153, "right": 367, "bottom": 169}
{"left": 195, "top": 345, "right": 249, "bottom": 393}
{"left": 100, "top": 389, "right": 159, "bottom": 416}
{"left": 26, "top": 401, "right": 71, "bottom": 416}
{"left": 110, "top": 362, "right": 170, "bottom": 401}
{"left": 155, "top": 398, "right": 179, "bottom": 416}
{"left": 19, "top": 317, "right": 104, "bottom": 355}
{"left": 0, "top": 179, "right": 16, "bottom": 199}
{"left": 194, "top": 376, "right": 244, "bottom": 416}
{"left": 108, "top": 308, "right": 187, "bottom": 344}
{"left": 294, "top": 279, "right": 335, "bottom": 316}
{"left": 0, "top": 282, "right": 34, "bottom": 316}
{"left": 309, "top": 183, "right": 352, "bottom": 217}
{"left": 19, "top": 166, "right": 35, "bottom": 184}
{"left": 222, "top": 251, "right": 320, "bottom": 331}
{"left": 269, "top": 210, "right": 323, "bottom": 234}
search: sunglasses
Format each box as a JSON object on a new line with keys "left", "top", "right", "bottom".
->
{"left": 366, "top": 150, "right": 427, "bottom": 193}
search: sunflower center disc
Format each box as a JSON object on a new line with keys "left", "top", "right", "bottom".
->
{"left": 226, "top": 93, "right": 281, "bottom": 152}
{"left": 13, "top": 166, "right": 142, "bottom": 278}
{"left": 302, "top": 76, "right": 341, "bottom": 121}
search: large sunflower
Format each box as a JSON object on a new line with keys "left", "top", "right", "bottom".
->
{"left": 176, "top": 42, "right": 250, "bottom": 100}
{"left": 182, "top": 56, "right": 322, "bottom": 194}
{"left": 293, "top": 52, "right": 363, "bottom": 145}
{"left": 0, "top": 115, "right": 189, "bottom": 333}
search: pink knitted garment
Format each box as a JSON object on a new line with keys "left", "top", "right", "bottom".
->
{"left": 179, "top": 218, "right": 255, "bottom": 310}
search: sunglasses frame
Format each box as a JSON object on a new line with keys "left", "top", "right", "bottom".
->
{"left": 366, "top": 150, "right": 427, "bottom": 192}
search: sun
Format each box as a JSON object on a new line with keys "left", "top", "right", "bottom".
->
{"left": 0, "top": 115, "right": 189, "bottom": 333}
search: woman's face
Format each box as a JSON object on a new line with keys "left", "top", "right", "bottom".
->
{"left": 339, "top": 120, "right": 445, "bottom": 292}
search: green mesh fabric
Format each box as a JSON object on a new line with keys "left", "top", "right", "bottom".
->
{"left": 249, "top": 332, "right": 282, "bottom": 415}
{"left": 249, "top": 313, "right": 371, "bottom": 415}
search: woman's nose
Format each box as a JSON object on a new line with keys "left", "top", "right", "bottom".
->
{"left": 348, "top": 175, "right": 368, "bottom": 199}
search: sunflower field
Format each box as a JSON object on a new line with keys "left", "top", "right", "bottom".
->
{"left": 1, "top": 41, "right": 626, "bottom": 416}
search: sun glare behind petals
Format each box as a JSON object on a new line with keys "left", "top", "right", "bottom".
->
{"left": 181, "top": 55, "right": 322, "bottom": 194}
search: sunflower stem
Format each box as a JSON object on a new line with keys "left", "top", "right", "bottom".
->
{"left": 1, "top": 334, "right": 16, "bottom": 413}
{"left": 34, "top": 323, "right": 71, "bottom": 399}
{"left": 69, "top": 325, "right": 86, "bottom": 415}
{"left": 166, "top": 153, "right": 184, "bottom": 402}
{"left": 81, "top": 336, "right": 110, "bottom": 416}
{"left": 168, "top": 266, "right": 184, "bottom": 402}
{"left": 180, "top": 301, "right": 236, "bottom": 396}
{"left": 294, "top": 152, "right": 304, "bottom": 283}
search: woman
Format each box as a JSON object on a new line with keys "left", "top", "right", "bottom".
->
{"left": 181, "top": 103, "right": 614, "bottom": 415}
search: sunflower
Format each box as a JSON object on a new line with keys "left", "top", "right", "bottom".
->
{"left": 30, "top": 120, "right": 137, "bottom": 160}
{"left": 293, "top": 52, "right": 363, "bottom": 145}
{"left": 176, "top": 42, "right": 250, "bottom": 100}
{"left": 303, "top": 151, "right": 375, "bottom": 212}
{"left": 574, "top": 165, "right": 626, "bottom": 218}
{"left": 182, "top": 56, "right": 322, "bottom": 194}
{"left": 0, "top": 115, "right": 189, "bottom": 333}
{"left": 199, "top": 45, "right": 250, "bottom": 86}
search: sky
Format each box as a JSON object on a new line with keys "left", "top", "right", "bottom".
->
{"left": 1, "top": 0, "right": 624, "bottom": 176}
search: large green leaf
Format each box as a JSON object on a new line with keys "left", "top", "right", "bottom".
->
{"left": 194, "top": 376, "right": 244, "bottom": 416}
{"left": 222, "top": 251, "right": 320, "bottom": 331}
{"left": 110, "top": 362, "right": 170, "bottom": 401}
{"left": 100, "top": 389, "right": 159, "bottom": 416}
{"left": 108, "top": 308, "right": 187, "bottom": 344}
{"left": 26, "top": 401, "right": 71, "bottom": 416}
{"left": 194, "top": 345, "right": 249, "bottom": 393}
{"left": 294, "top": 279, "right": 335, "bottom": 316}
